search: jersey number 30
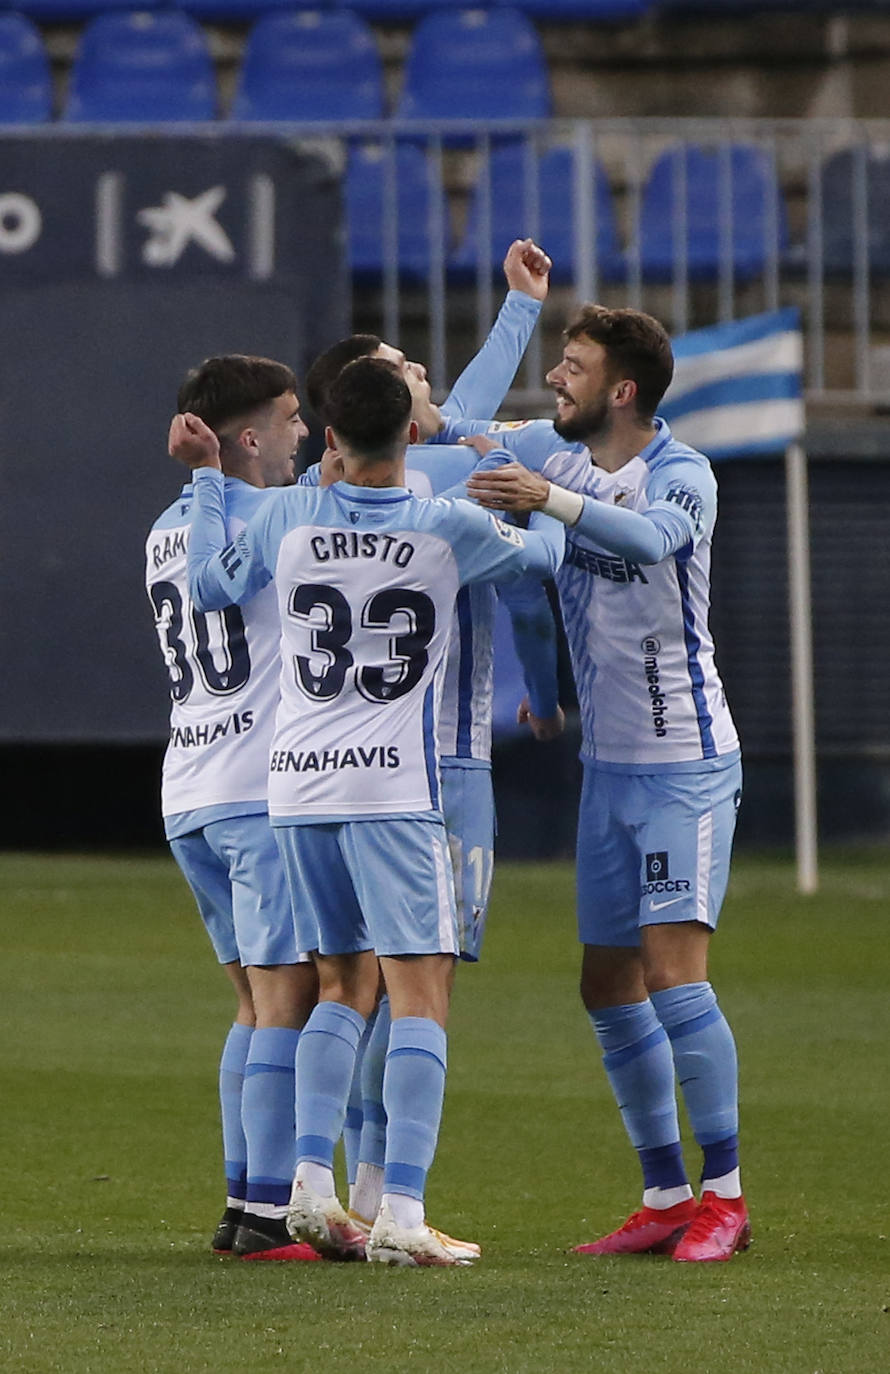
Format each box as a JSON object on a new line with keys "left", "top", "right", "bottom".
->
{"left": 150, "top": 580, "right": 250, "bottom": 702}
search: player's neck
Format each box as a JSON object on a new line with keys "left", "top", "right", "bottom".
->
{"left": 341, "top": 455, "right": 407, "bottom": 489}
{"left": 587, "top": 420, "right": 657, "bottom": 474}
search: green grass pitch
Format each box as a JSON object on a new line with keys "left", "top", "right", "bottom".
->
{"left": 1, "top": 850, "right": 887, "bottom": 1373}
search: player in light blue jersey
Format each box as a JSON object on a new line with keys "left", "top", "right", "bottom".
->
{"left": 302, "top": 240, "right": 563, "bottom": 1247}
{"left": 465, "top": 305, "right": 750, "bottom": 1264}
{"left": 150, "top": 356, "right": 319, "bottom": 1263}
{"left": 180, "top": 357, "right": 564, "bottom": 1266}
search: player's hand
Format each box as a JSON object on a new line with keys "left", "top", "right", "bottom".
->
{"left": 319, "top": 445, "right": 345, "bottom": 487}
{"left": 518, "top": 697, "right": 565, "bottom": 742}
{"left": 503, "top": 237, "right": 552, "bottom": 302}
{"left": 467, "top": 461, "right": 549, "bottom": 512}
{"left": 458, "top": 433, "right": 499, "bottom": 458}
{"left": 168, "top": 412, "right": 221, "bottom": 470}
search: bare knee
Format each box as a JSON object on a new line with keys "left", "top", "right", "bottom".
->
{"left": 579, "top": 945, "right": 646, "bottom": 1012}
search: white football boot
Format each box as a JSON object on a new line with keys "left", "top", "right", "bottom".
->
{"left": 286, "top": 1179, "right": 367, "bottom": 1262}
{"left": 366, "top": 1200, "right": 478, "bottom": 1267}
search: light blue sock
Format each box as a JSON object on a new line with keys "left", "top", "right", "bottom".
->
{"left": 242, "top": 1026, "right": 300, "bottom": 1208}
{"left": 651, "top": 982, "right": 739, "bottom": 1179}
{"left": 219, "top": 1022, "right": 252, "bottom": 1202}
{"left": 589, "top": 1001, "right": 688, "bottom": 1191}
{"left": 359, "top": 995, "right": 391, "bottom": 1171}
{"left": 382, "top": 1017, "right": 447, "bottom": 1202}
{"left": 295, "top": 1002, "right": 366, "bottom": 1170}
{"left": 343, "top": 1010, "right": 377, "bottom": 1186}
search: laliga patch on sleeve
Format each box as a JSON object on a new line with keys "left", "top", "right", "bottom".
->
{"left": 488, "top": 420, "right": 531, "bottom": 432}
{"left": 491, "top": 515, "right": 524, "bottom": 547}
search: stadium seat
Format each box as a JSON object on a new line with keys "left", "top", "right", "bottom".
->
{"left": 818, "top": 146, "right": 890, "bottom": 275}
{"left": 346, "top": 142, "right": 443, "bottom": 281}
{"left": 65, "top": 11, "right": 216, "bottom": 122}
{"left": 451, "top": 144, "right": 624, "bottom": 283}
{"left": 6, "top": 0, "right": 159, "bottom": 20}
{"left": 492, "top": 0, "right": 650, "bottom": 18}
{"left": 179, "top": 0, "right": 333, "bottom": 22}
{"left": 335, "top": 0, "right": 466, "bottom": 18}
{"left": 231, "top": 10, "right": 383, "bottom": 122}
{"left": 638, "top": 144, "right": 789, "bottom": 282}
{"left": 396, "top": 9, "right": 551, "bottom": 126}
{"left": 0, "top": 13, "right": 52, "bottom": 123}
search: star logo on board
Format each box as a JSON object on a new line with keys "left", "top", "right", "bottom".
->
{"left": 136, "top": 187, "right": 235, "bottom": 267}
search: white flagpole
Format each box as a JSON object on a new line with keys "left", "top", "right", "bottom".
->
{"left": 785, "top": 441, "right": 819, "bottom": 893}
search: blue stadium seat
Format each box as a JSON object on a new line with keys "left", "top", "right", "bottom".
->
{"left": 65, "top": 11, "right": 216, "bottom": 122}
{"left": 346, "top": 142, "right": 442, "bottom": 281}
{"left": 231, "top": 10, "right": 383, "bottom": 121}
{"left": 0, "top": 13, "right": 52, "bottom": 123}
{"left": 180, "top": 0, "right": 333, "bottom": 22}
{"left": 493, "top": 0, "right": 650, "bottom": 18}
{"left": 6, "top": 0, "right": 158, "bottom": 20}
{"left": 397, "top": 9, "right": 551, "bottom": 125}
{"left": 819, "top": 147, "right": 890, "bottom": 275}
{"left": 451, "top": 144, "right": 624, "bottom": 283}
{"left": 334, "top": 0, "right": 466, "bottom": 18}
{"left": 638, "top": 144, "right": 789, "bottom": 282}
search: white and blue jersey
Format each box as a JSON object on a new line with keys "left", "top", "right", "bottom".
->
{"left": 186, "top": 471, "right": 564, "bottom": 824}
{"left": 146, "top": 477, "right": 282, "bottom": 837}
{"left": 301, "top": 444, "right": 557, "bottom": 766}
{"left": 443, "top": 416, "right": 739, "bottom": 770}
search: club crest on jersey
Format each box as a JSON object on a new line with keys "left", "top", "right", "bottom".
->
{"left": 491, "top": 516, "right": 524, "bottom": 547}
{"left": 349, "top": 511, "right": 361, "bottom": 524}
{"left": 613, "top": 488, "right": 632, "bottom": 507}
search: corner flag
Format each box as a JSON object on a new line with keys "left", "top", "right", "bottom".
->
{"left": 661, "top": 308, "right": 805, "bottom": 459}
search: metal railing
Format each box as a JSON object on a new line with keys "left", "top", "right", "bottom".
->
{"left": 4, "top": 116, "right": 890, "bottom": 406}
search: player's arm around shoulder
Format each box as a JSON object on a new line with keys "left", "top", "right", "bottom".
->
{"left": 443, "top": 495, "right": 564, "bottom": 585}
{"left": 186, "top": 473, "right": 285, "bottom": 612}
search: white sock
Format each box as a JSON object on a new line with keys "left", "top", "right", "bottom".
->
{"left": 350, "top": 1163, "right": 384, "bottom": 1221}
{"left": 225, "top": 1196, "right": 246, "bottom": 1211}
{"left": 642, "top": 1184, "right": 695, "bottom": 1210}
{"left": 702, "top": 1168, "right": 742, "bottom": 1199}
{"left": 249, "top": 1201, "right": 287, "bottom": 1220}
{"left": 383, "top": 1192, "right": 424, "bottom": 1230}
{"left": 295, "top": 1161, "right": 335, "bottom": 1197}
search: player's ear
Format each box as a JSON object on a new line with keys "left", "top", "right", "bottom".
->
{"left": 324, "top": 425, "right": 337, "bottom": 451}
{"left": 408, "top": 419, "right": 419, "bottom": 444}
{"left": 613, "top": 378, "right": 637, "bottom": 410}
{"left": 236, "top": 424, "right": 260, "bottom": 454}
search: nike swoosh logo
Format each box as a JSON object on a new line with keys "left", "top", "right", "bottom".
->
{"left": 648, "top": 896, "right": 685, "bottom": 912}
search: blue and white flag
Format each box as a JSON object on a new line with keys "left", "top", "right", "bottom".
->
{"left": 661, "top": 308, "right": 804, "bottom": 459}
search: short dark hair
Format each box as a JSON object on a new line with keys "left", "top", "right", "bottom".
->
{"left": 565, "top": 305, "right": 674, "bottom": 420}
{"left": 305, "top": 335, "right": 381, "bottom": 419}
{"left": 326, "top": 357, "right": 412, "bottom": 459}
{"left": 177, "top": 354, "right": 297, "bottom": 432}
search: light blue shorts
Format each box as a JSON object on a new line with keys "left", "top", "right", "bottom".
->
{"left": 441, "top": 763, "right": 495, "bottom": 962}
{"left": 170, "top": 813, "right": 304, "bottom": 967}
{"left": 576, "top": 755, "right": 742, "bottom": 949}
{"left": 274, "top": 818, "right": 459, "bottom": 959}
